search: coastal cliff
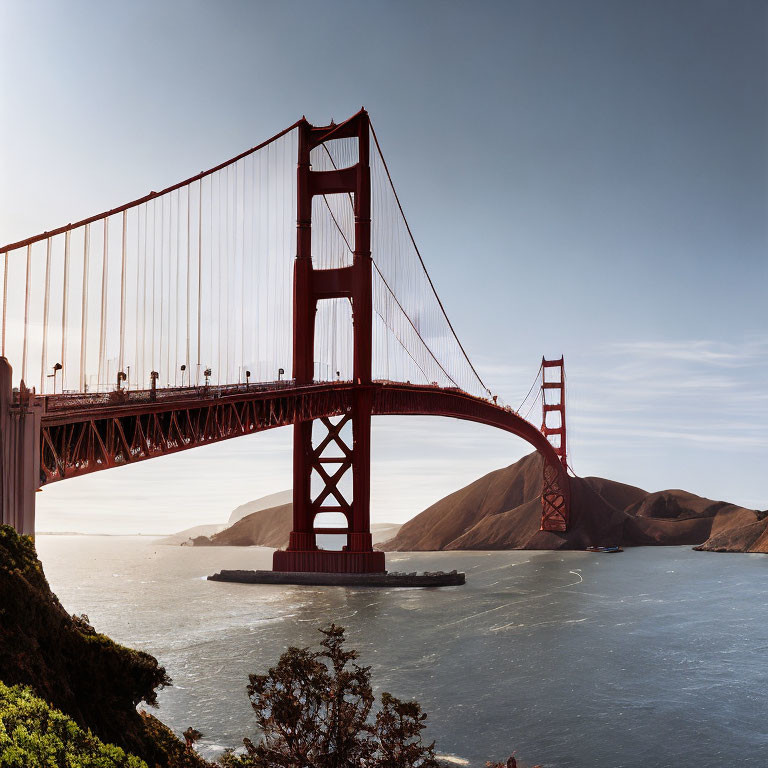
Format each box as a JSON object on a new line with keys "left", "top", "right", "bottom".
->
{"left": 0, "top": 525, "right": 211, "bottom": 767}
{"left": 381, "top": 453, "right": 768, "bottom": 553}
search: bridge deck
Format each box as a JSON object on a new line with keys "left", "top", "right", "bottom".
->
{"left": 31, "top": 380, "right": 569, "bottom": 532}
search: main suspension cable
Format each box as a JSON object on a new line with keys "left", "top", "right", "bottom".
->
{"left": 369, "top": 122, "right": 488, "bottom": 395}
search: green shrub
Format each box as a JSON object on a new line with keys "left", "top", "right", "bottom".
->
{"left": 0, "top": 680, "right": 147, "bottom": 767}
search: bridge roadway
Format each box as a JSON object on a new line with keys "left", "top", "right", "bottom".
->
{"left": 34, "top": 379, "right": 569, "bottom": 531}
{"left": 36, "top": 380, "right": 557, "bottom": 479}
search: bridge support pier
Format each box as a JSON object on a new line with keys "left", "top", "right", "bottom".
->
{"left": 0, "top": 358, "right": 41, "bottom": 536}
{"left": 273, "top": 110, "right": 385, "bottom": 574}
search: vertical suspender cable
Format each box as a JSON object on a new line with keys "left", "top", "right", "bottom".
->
{"left": 217, "top": 172, "right": 222, "bottom": 383}
{"left": 61, "top": 231, "right": 70, "bottom": 390}
{"left": 240, "top": 162, "right": 246, "bottom": 380}
{"left": 1, "top": 251, "right": 7, "bottom": 356}
{"left": 233, "top": 165, "right": 238, "bottom": 381}
{"left": 167, "top": 195, "right": 172, "bottom": 384}
{"left": 255, "top": 153, "right": 262, "bottom": 379}
{"left": 186, "top": 184, "right": 191, "bottom": 380}
{"left": 224, "top": 165, "right": 230, "bottom": 382}
{"left": 209, "top": 176, "right": 214, "bottom": 381}
{"left": 159, "top": 198, "right": 166, "bottom": 383}
{"left": 98, "top": 217, "right": 109, "bottom": 389}
{"left": 119, "top": 209, "right": 127, "bottom": 376}
{"left": 21, "top": 244, "right": 32, "bottom": 385}
{"left": 40, "top": 238, "right": 52, "bottom": 392}
{"left": 134, "top": 208, "right": 140, "bottom": 386}
{"left": 136, "top": 207, "right": 144, "bottom": 386}
{"left": 250, "top": 153, "right": 258, "bottom": 378}
{"left": 167, "top": 194, "right": 173, "bottom": 383}
{"left": 197, "top": 179, "right": 202, "bottom": 384}
{"left": 226, "top": 167, "right": 230, "bottom": 382}
{"left": 80, "top": 224, "right": 90, "bottom": 391}
{"left": 151, "top": 200, "right": 157, "bottom": 378}
{"left": 174, "top": 190, "right": 180, "bottom": 383}
{"left": 141, "top": 205, "right": 148, "bottom": 386}
{"left": 167, "top": 194, "right": 174, "bottom": 383}
{"left": 264, "top": 145, "right": 271, "bottom": 379}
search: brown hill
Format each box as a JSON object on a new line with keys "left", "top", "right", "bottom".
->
{"left": 227, "top": 489, "right": 293, "bottom": 525}
{"left": 191, "top": 503, "right": 402, "bottom": 548}
{"left": 381, "top": 452, "right": 768, "bottom": 553}
{"left": 194, "top": 503, "right": 293, "bottom": 547}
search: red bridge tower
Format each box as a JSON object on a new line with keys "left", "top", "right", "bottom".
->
{"left": 539, "top": 356, "right": 569, "bottom": 531}
{"left": 541, "top": 356, "right": 567, "bottom": 470}
{"left": 273, "top": 111, "right": 385, "bottom": 574}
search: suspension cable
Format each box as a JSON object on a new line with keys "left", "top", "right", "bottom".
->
{"left": 0, "top": 120, "right": 303, "bottom": 255}
{"left": 516, "top": 359, "right": 543, "bottom": 413}
{"left": 369, "top": 122, "right": 488, "bottom": 394}
{"left": 317, "top": 142, "right": 461, "bottom": 389}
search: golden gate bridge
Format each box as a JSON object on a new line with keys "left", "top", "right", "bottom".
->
{"left": 0, "top": 110, "right": 568, "bottom": 573}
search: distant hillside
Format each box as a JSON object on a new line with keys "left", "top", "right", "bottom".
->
{"left": 157, "top": 490, "right": 293, "bottom": 545}
{"left": 381, "top": 453, "right": 768, "bottom": 553}
{"left": 227, "top": 490, "right": 293, "bottom": 525}
{"left": 158, "top": 524, "right": 225, "bottom": 545}
{"left": 192, "top": 504, "right": 401, "bottom": 549}
{"left": 195, "top": 503, "right": 293, "bottom": 547}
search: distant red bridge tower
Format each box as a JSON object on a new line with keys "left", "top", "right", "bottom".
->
{"left": 541, "top": 357, "right": 567, "bottom": 470}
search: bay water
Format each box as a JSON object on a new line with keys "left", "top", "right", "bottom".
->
{"left": 35, "top": 537, "right": 768, "bottom": 767}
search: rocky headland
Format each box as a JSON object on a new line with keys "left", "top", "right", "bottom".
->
{"left": 382, "top": 452, "right": 768, "bottom": 553}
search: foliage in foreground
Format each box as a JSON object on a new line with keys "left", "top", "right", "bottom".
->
{"left": 0, "top": 525, "right": 211, "bottom": 768}
{"left": 139, "top": 711, "right": 213, "bottom": 768}
{"left": 0, "top": 525, "right": 170, "bottom": 753}
{"left": 0, "top": 680, "right": 147, "bottom": 768}
{"left": 221, "top": 624, "right": 439, "bottom": 768}
{"left": 0, "top": 525, "right": 530, "bottom": 767}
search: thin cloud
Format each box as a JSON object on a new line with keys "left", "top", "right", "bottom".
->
{"left": 607, "top": 337, "right": 768, "bottom": 367}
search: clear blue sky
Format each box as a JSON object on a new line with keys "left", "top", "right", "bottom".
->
{"left": 1, "top": 0, "right": 766, "bottom": 533}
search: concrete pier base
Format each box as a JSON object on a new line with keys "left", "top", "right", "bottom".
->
{"left": 0, "top": 358, "right": 41, "bottom": 536}
{"left": 208, "top": 569, "right": 466, "bottom": 587}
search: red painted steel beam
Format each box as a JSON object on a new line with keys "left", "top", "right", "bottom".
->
{"left": 309, "top": 167, "right": 357, "bottom": 196}
{"left": 307, "top": 109, "right": 368, "bottom": 147}
{"left": 312, "top": 528, "right": 350, "bottom": 535}
{"left": 38, "top": 384, "right": 354, "bottom": 484}
{"left": 312, "top": 267, "right": 354, "bottom": 300}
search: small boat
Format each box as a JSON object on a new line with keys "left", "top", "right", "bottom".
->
{"left": 586, "top": 545, "right": 623, "bottom": 553}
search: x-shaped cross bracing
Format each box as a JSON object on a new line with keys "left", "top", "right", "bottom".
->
{"left": 311, "top": 415, "right": 353, "bottom": 518}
